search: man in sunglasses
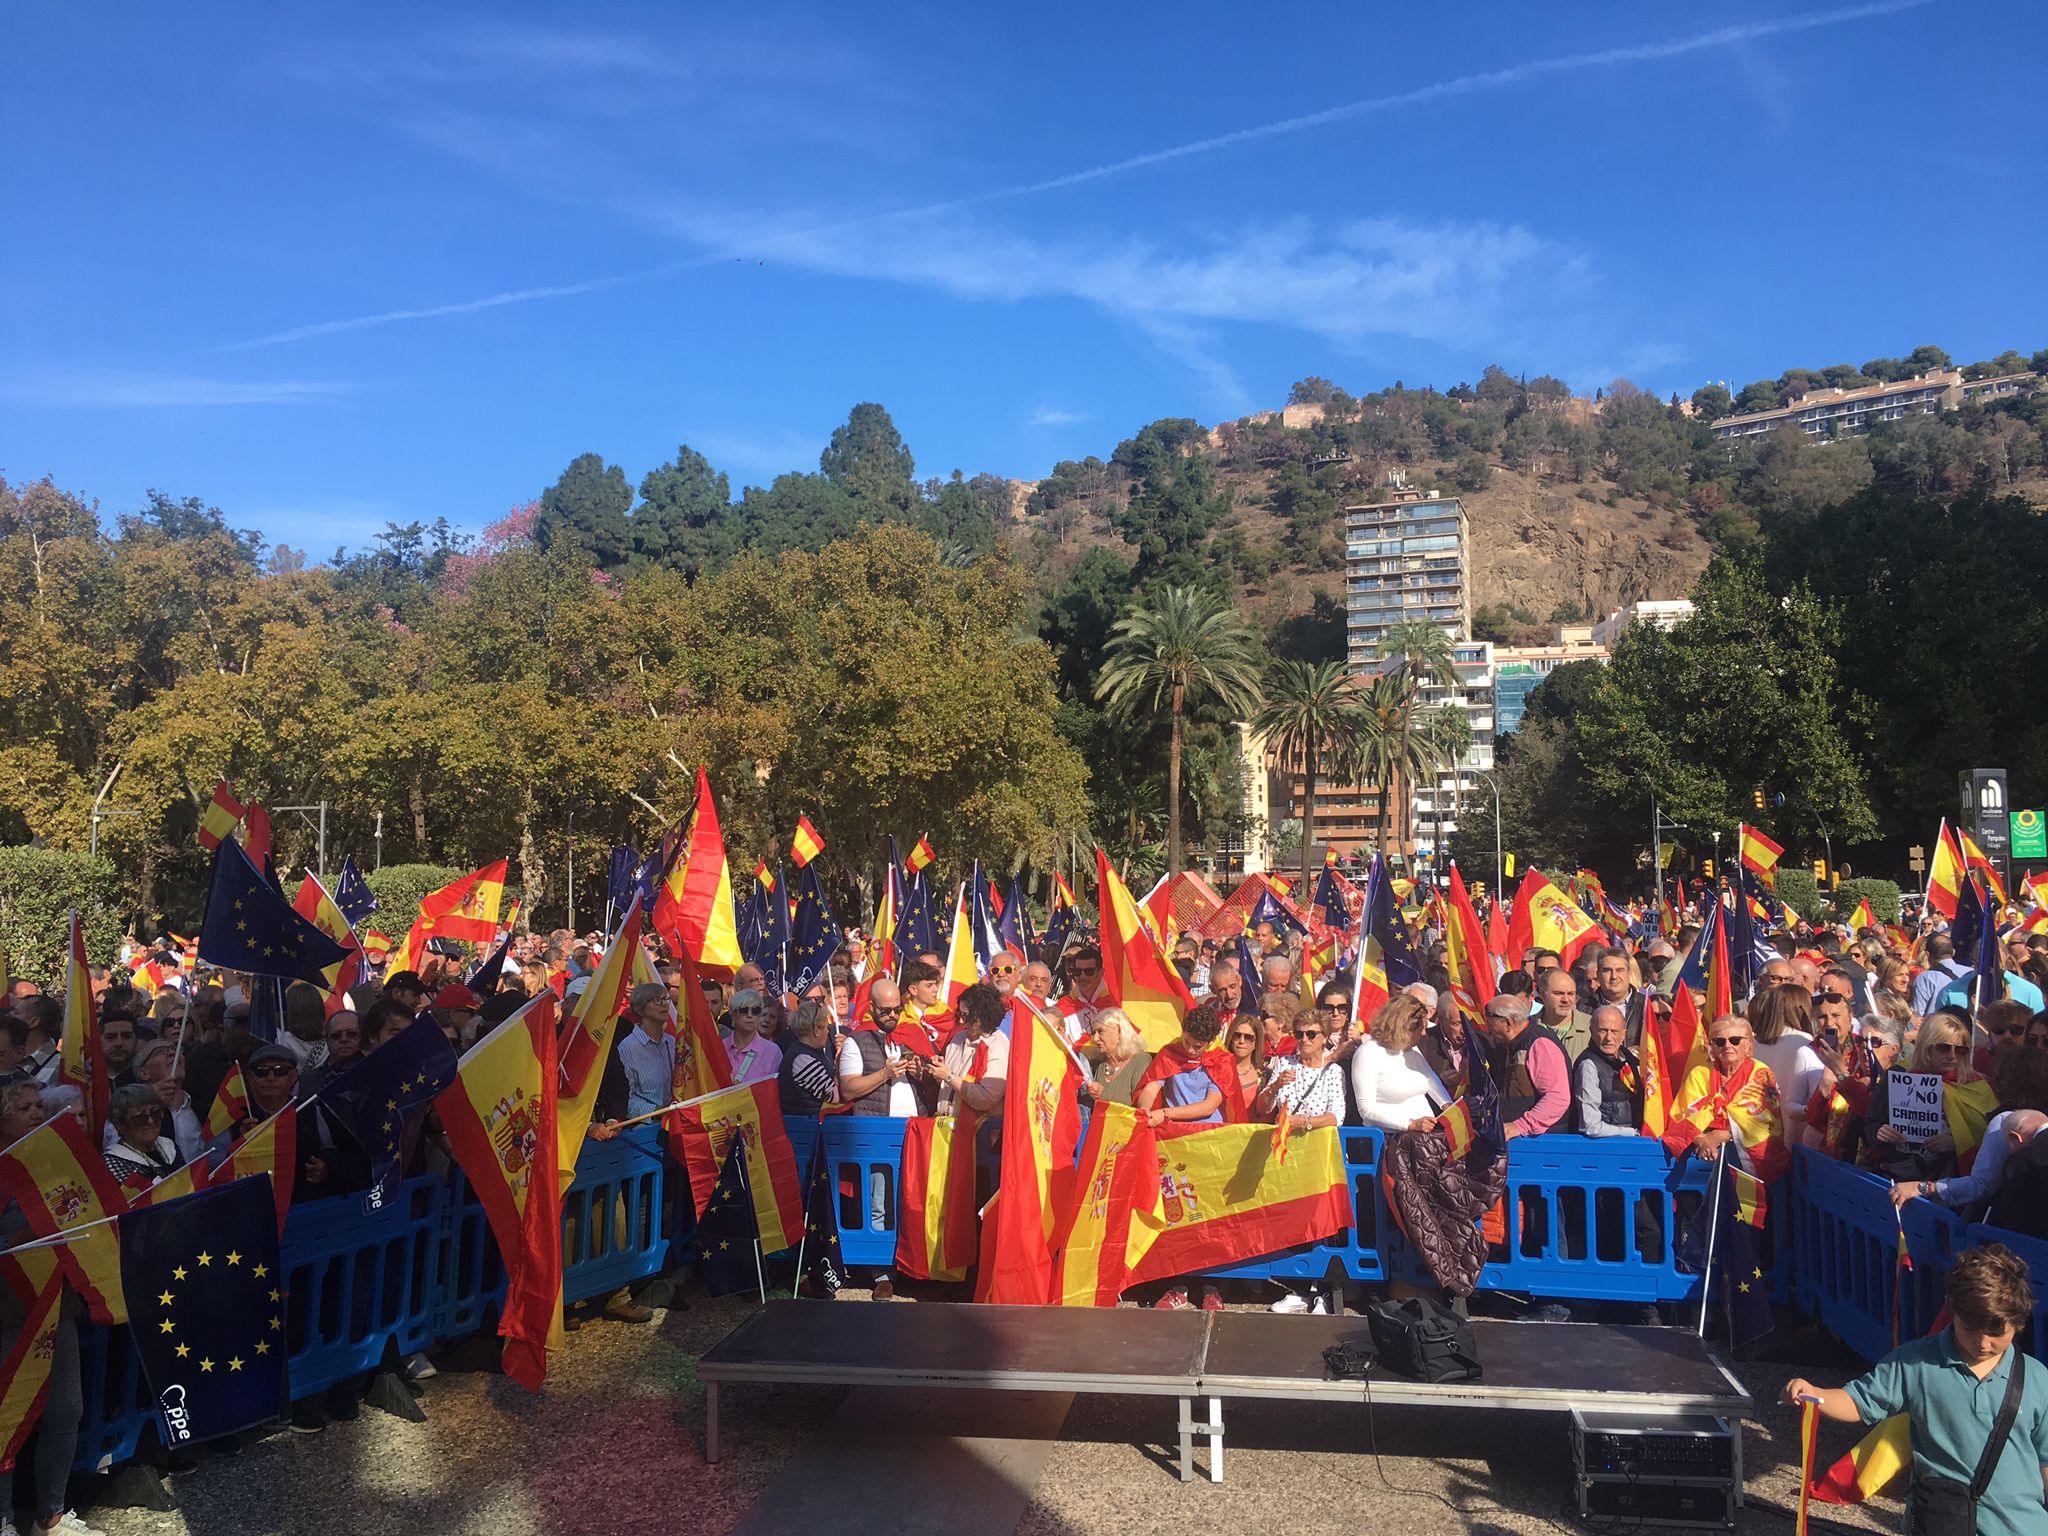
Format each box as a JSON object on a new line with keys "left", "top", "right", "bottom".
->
{"left": 228, "top": 1043, "right": 371, "bottom": 1205}
{"left": 987, "top": 947, "right": 1023, "bottom": 1003}
{"left": 1058, "top": 946, "right": 1107, "bottom": 1035}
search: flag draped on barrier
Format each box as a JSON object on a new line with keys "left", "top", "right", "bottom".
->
{"left": 895, "top": 1114, "right": 980, "bottom": 1282}
{"left": 673, "top": 1082, "right": 803, "bottom": 1254}
{"left": 1050, "top": 1101, "right": 1157, "bottom": 1307}
{"left": 1124, "top": 1122, "right": 1352, "bottom": 1286}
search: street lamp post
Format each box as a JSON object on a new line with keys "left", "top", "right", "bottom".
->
{"left": 1475, "top": 771, "right": 1503, "bottom": 896}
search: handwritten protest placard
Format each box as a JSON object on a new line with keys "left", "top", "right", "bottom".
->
{"left": 1888, "top": 1070, "right": 1946, "bottom": 1147}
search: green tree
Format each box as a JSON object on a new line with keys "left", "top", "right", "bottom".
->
{"left": 1095, "top": 587, "right": 1262, "bottom": 874}
{"left": 820, "top": 403, "right": 916, "bottom": 518}
{"left": 1370, "top": 619, "right": 1458, "bottom": 854}
{"left": 1253, "top": 659, "right": 1366, "bottom": 888}
{"left": 633, "top": 445, "right": 734, "bottom": 574}
{"left": 537, "top": 453, "right": 633, "bottom": 568}
{"left": 1268, "top": 592, "right": 1347, "bottom": 665}
{"left": 1690, "top": 384, "right": 1733, "bottom": 423}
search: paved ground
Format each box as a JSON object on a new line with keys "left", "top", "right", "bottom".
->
{"left": 80, "top": 1282, "right": 1902, "bottom": 1536}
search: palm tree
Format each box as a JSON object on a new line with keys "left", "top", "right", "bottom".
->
{"left": 1371, "top": 619, "right": 1459, "bottom": 858}
{"left": 1253, "top": 658, "right": 1366, "bottom": 890}
{"left": 1353, "top": 674, "right": 1410, "bottom": 857}
{"left": 1096, "top": 586, "right": 1263, "bottom": 875}
{"left": 1414, "top": 702, "right": 1473, "bottom": 857}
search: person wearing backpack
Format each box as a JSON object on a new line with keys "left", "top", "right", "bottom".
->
{"left": 1784, "top": 1244, "right": 2048, "bottom": 1536}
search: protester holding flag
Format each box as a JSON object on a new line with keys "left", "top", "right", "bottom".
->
{"left": 1662, "top": 1013, "right": 1790, "bottom": 1184}
{"left": 1082, "top": 1009, "right": 1151, "bottom": 1107}
{"left": 1785, "top": 1244, "right": 2048, "bottom": 1536}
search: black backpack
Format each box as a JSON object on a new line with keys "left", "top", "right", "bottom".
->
{"left": 1366, "top": 1297, "right": 1483, "bottom": 1384}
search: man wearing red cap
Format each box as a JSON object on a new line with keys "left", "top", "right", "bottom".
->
{"left": 431, "top": 983, "right": 484, "bottom": 1049}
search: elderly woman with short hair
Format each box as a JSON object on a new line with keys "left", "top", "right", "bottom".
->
{"left": 723, "top": 986, "right": 783, "bottom": 1086}
{"left": 1083, "top": 1008, "right": 1153, "bottom": 1106}
{"left": 103, "top": 1081, "right": 185, "bottom": 1192}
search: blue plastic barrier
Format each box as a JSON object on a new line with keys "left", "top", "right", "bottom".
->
{"left": 1793, "top": 1146, "right": 1924, "bottom": 1363}
{"left": 560, "top": 1127, "right": 670, "bottom": 1304}
{"left": 281, "top": 1172, "right": 442, "bottom": 1393}
{"left": 1962, "top": 1223, "right": 2048, "bottom": 1365}
{"left": 1205, "top": 1127, "right": 1389, "bottom": 1284}
{"left": 71, "top": 1312, "right": 151, "bottom": 1474}
{"left": 786, "top": 1115, "right": 911, "bottom": 1270}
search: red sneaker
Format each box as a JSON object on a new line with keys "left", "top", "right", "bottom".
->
{"left": 1199, "top": 1286, "right": 1225, "bottom": 1312}
{"left": 1152, "top": 1288, "right": 1191, "bottom": 1311}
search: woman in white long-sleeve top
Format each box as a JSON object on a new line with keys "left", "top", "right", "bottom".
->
{"left": 1349, "top": 993, "right": 1452, "bottom": 1132}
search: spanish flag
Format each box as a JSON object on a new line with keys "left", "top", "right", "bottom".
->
{"left": 1298, "top": 932, "right": 1340, "bottom": 1005}
{"left": 0, "top": 1256, "right": 64, "bottom": 1471}
{"left": 1502, "top": 868, "right": 1602, "bottom": 968}
{"left": 866, "top": 842, "right": 904, "bottom": 985}
{"left": 938, "top": 880, "right": 982, "bottom": 1013}
{"left": 558, "top": 896, "right": 642, "bottom": 1176}
{"left": 1051, "top": 1102, "right": 1157, "bottom": 1307}
{"left": 674, "top": 1081, "right": 803, "bottom": 1255}
{"left": 1437, "top": 1098, "right": 1476, "bottom": 1161}
{"left": 653, "top": 768, "right": 744, "bottom": 978}
{"left": 659, "top": 945, "right": 734, "bottom": 1112}
{"left": 420, "top": 859, "right": 509, "bottom": 944}
{"left": 1096, "top": 849, "right": 1196, "bottom": 1052}
{"left": 210, "top": 1104, "right": 297, "bottom": 1234}
{"left": 1926, "top": 820, "right": 1966, "bottom": 920}
{"left": 196, "top": 779, "right": 245, "bottom": 852}
{"left": 895, "top": 1113, "right": 981, "bottom": 1282}
{"left": 1442, "top": 863, "right": 1496, "bottom": 1025}
{"left": 384, "top": 915, "right": 431, "bottom": 977}
{"left": 1731, "top": 1165, "right": 1768, "bottom": 1229}
{"left": 1050, "top": 871, "right": 1075, "bottom": 910}
{"left": 291, "top": 872, "right": 363, "bottom": 1014}
{"left": 974, "top": 1000, "right": 1083, "bottom": 1304}
{"left": 1125, "top": 1122, "right": 1353, "bottom": 1286}
{"left": 1809, "top": 1413, "right": 1910, "bottom": 1505}
{"left": 55, "top": 910, "right": 110, "bottom": 1141}
{"left": 790, "top": 814, "right": 826, "bottom": 869}
{"left": 1845, "top": 898, "right": 1875, "bottom": 932}
{"left": 1640, "top": 985, "right": 1707, "bottom": 1142}
{"left": 435, "top": 994, "right": 563, "bottom": 1391}
{"left": 907, "top": 835, "right": 936, "bottom": 875}
{"left": 0, "top": 1112, "right": 129, "bottom": 1324}
{"left": 1959, "top": 828, "right": 2008, "bottom": 906}
{"left": 1738, "top": 823, "right": 1784, "bottom": 887}
{"left": 752, "top": 859, "right": 776, "bottom": 894}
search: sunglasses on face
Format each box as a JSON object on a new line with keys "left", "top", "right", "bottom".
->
{"left": 734, "top": 1005, "right": 765, "bottom": 1015}
{"left": 1990, "top": 1025, "right": 2027, "bottom": 1038}
{"left": 873, "top": 1004, "right": 903, "bottom": 1016}
{"left": 1296, "top": 1028, "right": 1325, "bottom": 1040}
{"left": 1707, "top": 1037, "right": 1749, "bottom": 1051}
{"left": 1926, "top": 1042, "right": 1962, "bottom": 1055}
{"left": 1229, "top": 1031, "right": 1256, "bottom": 1043}
{"left": 990, "top": 964, "right": 1017, "bottom": 976}
{"left": 250, "top": 1063, "right": 295, "bottom": 1078}
{"left": 1069, "top": 965, "right": 1099, "bottom": 976}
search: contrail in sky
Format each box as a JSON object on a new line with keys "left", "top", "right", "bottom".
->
{"left": 220, "top": 0, "right": 1932, "bottom": 351}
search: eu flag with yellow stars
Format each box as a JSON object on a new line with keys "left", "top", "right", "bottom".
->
{"left": 785, "top": 865, "right": 839, "bottom": 1001}
{"left": 119, "top": 1175, "right": 287, "bottom": 1446}
{"left": 197, "top": 835, "right": 351, "bottom": 986}
{"left": 698, "top": 1133, "right": 764, "bottom": 1298}
{"left": 320, "top": 1014, "right": 459, "bottom": 1211}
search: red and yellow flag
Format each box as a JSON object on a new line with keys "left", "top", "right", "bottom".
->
{"left": 205, "top": 1060, "right": 249, "bottom": 1142}
{"left": 674, "top": 1081, "right": 803, "bottom": 1254}
{"left": 1050, "top": 1102, "right": 1157, "bottom": 1307}
{"left": 196, "top": 779, "right": 245, "bottom": 852}
{"left": 1640, "top": 984, "right": 1707, "bottom": 1142}
{"left": 895, "top": 1113, "right": 982, "bottom": 1282}
{"left": 1845, "top": 898, "right": 1875, "bottom": 932}
{"left": 1096, "top": 849, "right": 1196, "bottom": 1052}
{"left": 211, "top": 1104, "right": 298, "bottom": 1234}
{"left": 660, "top": 946, "right": 734, "bottom": 1115}
{"left": 421, "top": 859, "right": 509, "bottom": 944}
{"left": 974, "top": 1000, "right": 1083, "bottom": 1304}
{"left": 1667, "top": 1055, "right": 1788, "bottom": 1182}
{"left": 384, "top": 915, "right": 431, "bottom": 977}
{"left": 1442, "top": 863, "right": 1496, "bottom": 1026}
{"left": 0, "top": 1113, "right": 129, "bottom": 1324}
{"left": 1050, "top": 872, "right": 1075, "bottom": 910}
{"left": 291, "top": 872, "right": 362, "bottom": 1014}
{"left": 907, "top": 836, "right": 936, "bottom": 875}
{"left": 1738, "top": 823, "right": 1784, "bottom": 887}
{"left": 0, "top": 1254, "right": 64, "bottom": 1472}
{"left": 436, "top": 994, "right": 563, "bottom": 1391}
{"left": 558, "top": 896, "right": 642, "bottom": 1177}
{"left": 935, "top": 881, "right": 981, "bottom": 1021}
{"left": 653, "top": 768, "right": 743, "bottom": 978}
{"left": 790, "top": 814, "right": 826, "bottom": 869}
{"left": 1926, "top": 820, "right": 1966, "bottom": 920}
{"left": 1959, "top": 828, "right": 2008, "bottom": 906}
{"left": 1502, "top": 868, "right": 1602, "bottom": 968}
{"left": 1437, "top": 1098, "right": 1476, "bottom": 1161}
{"left": 54, "top": 910, "right": 110, "bottom": 1142}
{"left": 1808, "top": 1411, "right": 1909, "bottom": 1505}
{"left": 1125, "top": 1122, "right": 1352, "bottom": 1286}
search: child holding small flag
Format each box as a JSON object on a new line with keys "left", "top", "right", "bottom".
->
{"left": 1784, "top": 1244, "right": 2048, "bottom": 1536}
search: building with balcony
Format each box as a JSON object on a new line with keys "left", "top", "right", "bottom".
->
{"left": 1710, "top": 371, "right": 1961, "bottom": 443}
{"left": 1493, "top": 630, "right": 1613, "bottom": 735}
{"left": 1344, "top": 485, "right": 1470, "bottom": 661}
{"left": 1591, "top": 598, "right": 1695, "bottom": 648}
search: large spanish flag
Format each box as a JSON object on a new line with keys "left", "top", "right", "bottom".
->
{"left": 1125, "top": 1121, "right": 1352, "bottom": 1285}
{"left": 674, "top": 1081, "right": 803, "bottom": 1254}
{"left": 1926, "top": 820, "right": 1966, "bottom": 920}
{"left": 1096, "top": 848, "right": 1195, "bottom": 1052}
{"left": 0, "top": 1254, "right": 63, "bottom": 1472}
{"left": 1640, "top": 983, "right": 1706, "bottom": 1141}
{"left": 436, "top": 994, "right": 563, "bottom": 1391}
{"left": 291, "top": 872, "right": 363, "bottom": 1014}
{"left": 974, "top": 1000, "right": 1083, "bottom": 1304}
{"left": 54, "top": 910, "right": 110, "bottom": 1142}
{"left": 1738, "top": 824, "right": 1784, "bottom": 888}
{"left": 420, "top": 859, "right": 510, "bottom": 944}
{"left": 1502, "top": 868, "right": 1602, "bottom": 968}
{"left": 558, "top": 896, "right": 642, "bottom": 1180}
{"left": 1050, "top": 1101, "right": 1158, "bottom": 1307}
{"left": 658, "top": 945, "right": 734, "bottom": 1116}
{"left": 895, "top": 1113, "right": 981, "bottom": 1282}
{"left": 1442, "top": 863, "right": 1496, "bottom": 1026}
{"left": 653, "top": 768, "right": 744, "bottom": 978}
{"left": 0, "top": 1112, "right": 129, "bottom": 1324}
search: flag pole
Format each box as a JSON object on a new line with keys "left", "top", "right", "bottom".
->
{"left": 734, "top": 1127, "right": 767, "bottom": 1305}
{"left": 1695, "top": 1142, "right": 1728, "bottom": 1338}
{"left": 604, "top": 1082, "right": 738, "bottom": 1133}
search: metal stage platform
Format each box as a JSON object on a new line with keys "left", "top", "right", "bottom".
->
{"left": 697, "top": 1303, "right": 1753, "bottom": 1486}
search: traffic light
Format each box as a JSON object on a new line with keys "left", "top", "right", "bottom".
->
{"left": 1752, "top": 788, "right": 1765, "bottom": 811}
{"left": 1813, "top": 859, "right": 1827, "bottom": 882}
{"left": 1701, "top": 858, "right": 1714, "bottom": 879}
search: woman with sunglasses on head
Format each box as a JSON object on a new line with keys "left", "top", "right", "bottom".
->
{"left": 1253, "top": 1004, "right": 1349, "bottom": 1315}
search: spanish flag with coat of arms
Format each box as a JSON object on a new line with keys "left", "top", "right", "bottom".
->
{"left": 973, "top": 999, "right": 1083, "bottom": 1304}
{"left": 673, "top": 1081, "right": 804, "bottom": 1255}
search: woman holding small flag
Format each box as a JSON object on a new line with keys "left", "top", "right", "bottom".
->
{"left": 1661, "top": 1014, "right": 1789, "bottom": 1183}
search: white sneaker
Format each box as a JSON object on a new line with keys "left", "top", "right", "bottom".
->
{"left": 1270, "top": 1291, "right": 1309, "bottom": 1314}
{"left": 51, "top": 1514, "right": 107, "bottom": 1536}
{"left": 1308, "top": 1292, "right": 1331, "bottom": 1316}
{"left": 403, "top": 1351, "right": 437, "bottom": 1380}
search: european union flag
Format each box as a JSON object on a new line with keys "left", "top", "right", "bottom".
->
{"left": 1677, "top": 893, "right": 1724, "bottom": 998}
{"left": 1234, "top": 931, "right": 1264, "bottom": 1017}
{"left": 699, "top": 1132, "right": 764, "bottom": 1298}
{"left": 1040, "top": 901, "right": 1076, "bottom": 964}
{"left": 1362, "top": 853, "right": 1421, "bottom": 992}
{"left": 604, "top": 844, "right": 638, "bottom": 918}
{"left": 1966, "top": 876, "right": 2004, "bottom": 1006}
{"left": 1951, "top": 874, "right": 1987, "bottom": 979}
{"left": 900, "top": 870, "right": 939, "bottom": 959}
{"left": 799, "top": 1128, "right": 843, "bottom": 1298}
{"left": 1248, "top": 884, "right": 1308, "bottom": 938}
{"left": 466, "top": 924, "right": 515, "bottom": 995}
{"left": 1310, "top": 865, "right": 1350, "bottom": 933}
{"left": 119, "top": 1175, "right": 287, "bottom": 1446}
{"left": 1458, "top": 1019, "right": 1503, "bottom": 1157}
{"left": 785, "top": 864, "right": 839, "bottom": 999}
{"left": 319, "top": 1015, "right": 458, "bottom": 1211}
{"left": 1677, "top": 1155, "right": 1774, "bottom": 1350}
{"left": 197, "top": 836, "right": 351, "bottom": 986}
{"left": 333, "top": 855, "right": 378, "bottom": 927}
{"left": 999, "top": 876, "right": 1034, "bottom": 957}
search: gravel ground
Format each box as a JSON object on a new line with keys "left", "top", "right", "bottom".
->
{"left": 80, "top": 1288, "right": 1905, "bottom": 1536}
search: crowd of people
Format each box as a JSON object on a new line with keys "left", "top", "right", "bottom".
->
{"left": 6, "top": 875, "right": 2048, "bottom": 1530}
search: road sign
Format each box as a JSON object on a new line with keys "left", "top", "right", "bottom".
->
{"left": 1908, "top": 844, "right": 1926, "bottom": 875}
{"left": 2013, "top": 810, "right": 2047, "bottom": 860}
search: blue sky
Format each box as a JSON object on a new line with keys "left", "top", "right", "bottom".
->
{"left": 3, "top": 1, "right": 2039, "bottom": 553}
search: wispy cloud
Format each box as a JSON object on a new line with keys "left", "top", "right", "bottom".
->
{"left": 684, "top": 427, "right": 821, "bottom": 481}
{"left": 230, "top": 0, "right": 1924, "bottom": 349}
{"left": 0, "top": 369, "right": 349, "bottom": 408}
{"left": 1027, "top": 406, "right": 1086, "bottom": 428}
